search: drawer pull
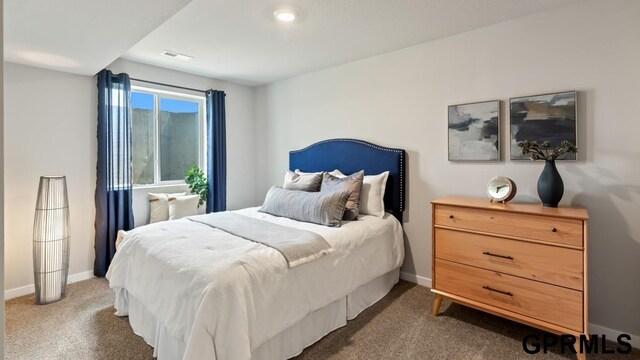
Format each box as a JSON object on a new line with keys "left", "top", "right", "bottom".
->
{"left": 482, "top": 251, "right": 514, "bottom": 260}
{"left": 552, "top": 227, "right": 558, "bottom": 232}
{"left": 449, "top": 215, "right": 454, "bottom": 219}
{"left": 483, "top": 286, "right": 513, "bottom": 297}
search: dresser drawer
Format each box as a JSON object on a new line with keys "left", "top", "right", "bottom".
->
{"left": 434, "top": 205, "right": 583, "bottom": 247}
{"left": 435, "top": 228, "right": 583, "bottom": 290}
{"left": 434, "top": 259, "right": 583, "bottom": 332}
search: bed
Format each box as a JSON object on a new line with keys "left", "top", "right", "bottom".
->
{"left": 107, "top": 138, "right": 407, "bottom": 360}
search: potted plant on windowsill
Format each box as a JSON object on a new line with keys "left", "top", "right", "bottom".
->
{"left": 518, "top": 140, "right": 577, "bottom": 208}
{"left": 185, "top": 166, "right": 208, "bottom": 208}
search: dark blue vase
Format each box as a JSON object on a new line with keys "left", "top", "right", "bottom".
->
{"left": 537, "top": 160, "right": 564, "bottom": 207}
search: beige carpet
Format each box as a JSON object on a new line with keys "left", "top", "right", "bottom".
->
{"left": 5, "top": 278, "right": 638, "bottom": 359}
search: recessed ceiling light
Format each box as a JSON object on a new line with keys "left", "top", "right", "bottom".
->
{"left": 273, "top": 9, "right": 296, "bottom": 22}
{"left": 161, "top": 50, "right": 194, "bottom": 61}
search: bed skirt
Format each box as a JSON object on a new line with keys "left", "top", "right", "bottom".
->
{"left": 124, "top": 268, "right": 400, "bottom": 360}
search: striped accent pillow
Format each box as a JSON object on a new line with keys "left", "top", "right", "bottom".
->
{"left": 259, "top": 186, "right": 351, "bottom": 227}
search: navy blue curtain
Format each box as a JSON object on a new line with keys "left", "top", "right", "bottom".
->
{"left": 206, "top": 90, "right": 227, "bottom": 213}
{"left": 94, "top": 70, "right": 135, "bottom": 276}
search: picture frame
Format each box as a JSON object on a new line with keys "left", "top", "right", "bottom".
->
{"left": 509, "top": 91, "right": 577, "bottom": 160}
{"left": 448, "top": 100, "right": 501, "bottom": 161}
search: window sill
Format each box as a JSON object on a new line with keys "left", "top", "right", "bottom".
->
{"left": 133, "top": 182, "right": 188, "bottom": 190}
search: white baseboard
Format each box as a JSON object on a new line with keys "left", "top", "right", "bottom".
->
{"left": 588, "top": 323, "right": 640, "bottom": 349}
{"left": 400, "top": 271, "right": 432, "bottom": 288}
{"left": 398, "top": 272, "right": 638, "bottom": 349}
{"left": 4, "top": 270, "right": 95, "bottom": 300}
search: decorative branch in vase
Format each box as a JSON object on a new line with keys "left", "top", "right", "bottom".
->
{"left": 518, "top": 140, "right": 577, "bottom": 161}
{"left": 518, "top": 140, "right": 577, "bottom": 208}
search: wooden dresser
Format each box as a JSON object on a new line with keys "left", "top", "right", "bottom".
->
{"left": 431, "top": 196, "right": 589, "bottom": 357}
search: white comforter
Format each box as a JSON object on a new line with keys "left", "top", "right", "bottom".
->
{"left": 106, "top": 207, "right": 404, "bottom": 360}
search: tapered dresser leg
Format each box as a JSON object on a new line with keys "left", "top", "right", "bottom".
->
{"left": 432, "top": 294, "right": 443, "bottom": 316}
{"left": 573, "top": 342, "right": 586, "bottom": 360}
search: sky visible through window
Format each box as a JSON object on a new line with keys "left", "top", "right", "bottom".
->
{"left": 131, "top": 91, "right": 198, "bottom": 113}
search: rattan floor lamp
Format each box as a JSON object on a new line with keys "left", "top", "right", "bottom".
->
{"left": 33, "top": 176, "right": 70, "bottom": 304}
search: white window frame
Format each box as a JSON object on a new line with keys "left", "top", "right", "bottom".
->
{"left": 131, "top": 85, "right": 207, "bottom": 188}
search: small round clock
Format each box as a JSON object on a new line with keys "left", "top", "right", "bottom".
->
{"left": 487, "top": 176, "right": 517, "bottom": 203}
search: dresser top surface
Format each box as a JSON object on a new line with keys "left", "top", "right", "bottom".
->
{"left": 432, "top": 196, "right": 589, "bottom": 220}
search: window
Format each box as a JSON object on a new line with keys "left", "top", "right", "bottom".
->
{"left": 131, "top": 86, "right": 206, "bottom": 186}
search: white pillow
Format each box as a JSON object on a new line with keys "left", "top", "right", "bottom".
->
{"left": 148, "top": 192, "right": 187, "bottom": 223}
{"left": 294, "top": 169, "right": 322, "bottom": 175}
{"left": 168, "top": 195, "right": 200, "bottom": 220}
{"left": 331, "top": 170, "right": 389, "bottom": 217}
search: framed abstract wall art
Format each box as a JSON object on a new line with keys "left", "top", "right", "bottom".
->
{"left": 448, "top": 100, "right": 500, "bottom": 161}
{"left": 510, "top": 91, "right": 577, "bottom": 160}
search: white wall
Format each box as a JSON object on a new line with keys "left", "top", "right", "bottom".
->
{"left": 255, "top": 0, "right": 640, "bottom": 339}
{"left": 4, "top": 63, "right": 97, "bottom": 295}
{"left": 4, "top": 59, "right": 257, "bottom": 296}
{"left": 108, "top": 59, "right": 257, "bottom": 227}
{"left": 1, "top": 0, "right": 6, "bottom": 353}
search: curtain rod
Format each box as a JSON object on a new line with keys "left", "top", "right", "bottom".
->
{"left": 130, "top": 77, "right": 208, "bottom": 94}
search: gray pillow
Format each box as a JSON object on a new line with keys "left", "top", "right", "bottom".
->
{"left": 259, "top": 186, "right": 351, "bottom": 227}
{"left": 283, "top": 170, "right": 323, "bottom": 191}
{"left": 321, "top": 170, "right": 364, "bottom": 221}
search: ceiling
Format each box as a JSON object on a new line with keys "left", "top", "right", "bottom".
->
{"left": 6, "top": 0, "right": 586, "bottom": 86}
{"left": 4, "top": 0, "right": 193, "bottom": 75}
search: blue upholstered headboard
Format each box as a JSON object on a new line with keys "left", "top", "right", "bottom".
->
{"left": 289, "top": 138, "right": 406, "bottom": 222}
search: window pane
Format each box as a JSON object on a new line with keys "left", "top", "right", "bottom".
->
{"left": 159, "top": 97, "right": 200, "bottom": 181}
{"left": 109, "top": 87, "right": 131, "bottom": 188}
{"left": 131, "top": 92, "right": 155, "bottom": 185}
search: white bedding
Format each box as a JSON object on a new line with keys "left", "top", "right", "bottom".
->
{"left": 106, "top": 207, "right": 404, "bottom": 360}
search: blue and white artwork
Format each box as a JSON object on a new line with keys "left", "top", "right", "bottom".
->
{"left": 448, "top": 100, "right": 500, "bottom": 161}
{"left": 510, "top": 91, "right": 577, "bottom": 160}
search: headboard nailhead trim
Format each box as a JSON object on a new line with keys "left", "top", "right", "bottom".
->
{"left": 291, "top": 138, "right": 404, "bottom": 211}
{"left": 399, "top": 152, "right": 404, "bottom": 210}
